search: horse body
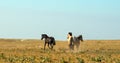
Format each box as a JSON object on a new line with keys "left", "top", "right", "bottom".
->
{"left": 41, "top": 34, "right": 56, "bottom": 50}
{"left": 67, "top": 35, "right": 83, "bottom": 51}
{"left": 73, "top": 35, "right": 83, "bottom": 50}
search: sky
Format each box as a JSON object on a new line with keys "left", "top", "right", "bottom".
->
{"left": 0, "top": 0, "right": 120, "bottom": 40}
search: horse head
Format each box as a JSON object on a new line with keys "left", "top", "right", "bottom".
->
{"left": 41, "top": 34, "right": 48, "bottom": 40}
{"left": 77, "top": 35, "right": 83, "bottom": 42}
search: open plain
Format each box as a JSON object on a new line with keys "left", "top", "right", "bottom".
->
{"left": 0, "top": 39, "right": 120, "bottom": 63}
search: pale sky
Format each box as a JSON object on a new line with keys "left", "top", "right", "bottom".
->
{"left": 0, "top": 0, "right": 120, "bottom": 40}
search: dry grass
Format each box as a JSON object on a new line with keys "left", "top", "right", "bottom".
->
{"left": 0, "top": 39, "right": 120, "bottom": 63}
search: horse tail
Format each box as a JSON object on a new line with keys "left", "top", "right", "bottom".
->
{"left": 50, "top": 37, "right": 56, "bottom": 45}
{"left": 53, "top": 38, "right": 56, "bottom": 45}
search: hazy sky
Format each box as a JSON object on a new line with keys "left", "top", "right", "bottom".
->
{"left": 0, "top": 0, "right": 120, "bottom": 40}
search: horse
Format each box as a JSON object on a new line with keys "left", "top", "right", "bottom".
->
{"left": 67, "top": 35, "right": 83, "bottom": 51}
{"left": 73, "top": 35, "right": 83, "bottom": 50}
{"left": 41, "top": 34, "right": 56, "bottom": 50}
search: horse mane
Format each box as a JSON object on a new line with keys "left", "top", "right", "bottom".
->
{"left": 77, "top": 35, "right": 82, "bottom": 38}
{"left": 77, "top": 35, "right": 83, "bottom": 41}
{"left": 42, "top": 34, "right": 49, "bottom": 38}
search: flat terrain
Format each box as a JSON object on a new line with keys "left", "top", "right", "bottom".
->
{"left": 0, "top": 39, "right": 120, "bottom": 63}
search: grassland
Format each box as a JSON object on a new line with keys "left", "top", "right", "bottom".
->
{"left": 0, "top": 39, "right": 120, "bottom": 63}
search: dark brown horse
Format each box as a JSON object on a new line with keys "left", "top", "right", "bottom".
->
{"left": 41, "top": 34, "right": 56, "bottom": 50}
{"left": 73, "top": 35, "right": 83, "bottom": 50}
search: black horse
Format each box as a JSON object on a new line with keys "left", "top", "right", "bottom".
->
{"left": 41, "top": 34, "right": 56, "bottom": 50}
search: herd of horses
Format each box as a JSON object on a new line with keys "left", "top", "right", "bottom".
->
{"left": 41, "top": 34, "right": 83, "bottom": 50}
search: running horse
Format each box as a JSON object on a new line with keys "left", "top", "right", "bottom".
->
{"left": 67, "top": 35, "right": 83, "bottom": 51}
{"left": 41, "top": 34, "right": 56, "bottom": 50}
{"left": 73, "top": 35, "right": 83, "bottom": 50}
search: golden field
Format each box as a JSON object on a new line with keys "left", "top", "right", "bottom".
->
{"left": 0, "top": 39, "right": 120, "bottom": 63}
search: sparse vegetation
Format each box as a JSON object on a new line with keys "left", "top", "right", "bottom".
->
{"left": 0, "top": 39, "right": 120, "bottom": 63}
{"left": 91, "top": 56, "right": 104, "bottom": 62}
{"left": 76, "top": 57, "right": 84, "bottom": 63}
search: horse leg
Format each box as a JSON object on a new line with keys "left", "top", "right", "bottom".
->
{"left": 44, "top": 42, "right": 46, "bottom": 50}
{"left": 50, "top": 44, "right": 53, "bottom": 49}
{"left": 48, "top": 43, "right": 51, "bottom": 49}
{"left": 72, "top": 44, "right": 74, "bottom": 50}
{"left": 76, "top": 44, "right": 79, "bottom": 51}
{"left": 69, "top": 44, "right": 74, "bottom": 51}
